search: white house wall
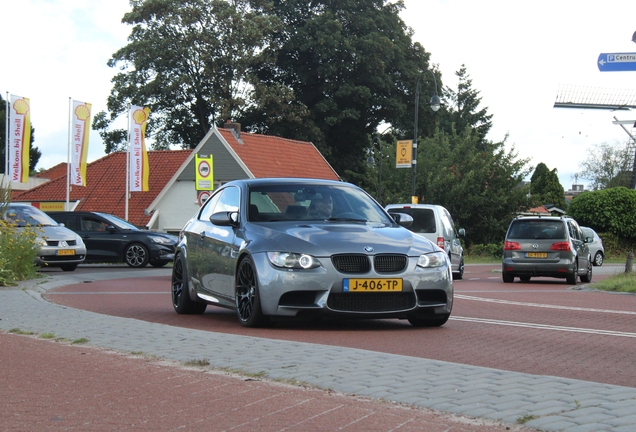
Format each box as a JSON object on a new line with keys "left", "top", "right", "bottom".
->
{"left": 152, "top": 180, "right": 201, "bottom": 233}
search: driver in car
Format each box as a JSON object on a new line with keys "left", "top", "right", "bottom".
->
{"left": 308, "top": 194, "right": 333, "bottom": 218}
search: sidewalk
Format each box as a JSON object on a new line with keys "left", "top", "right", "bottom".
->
{"left": 1, "top": 270, "right": 635, "bottom": 431}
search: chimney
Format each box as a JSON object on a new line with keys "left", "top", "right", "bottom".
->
{"left": 223, "top": 120, "right": 241, "bottom": 139}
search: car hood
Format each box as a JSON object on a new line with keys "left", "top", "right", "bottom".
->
{"left": 41, "top": 225, "right": 78, "bottom": 241}
{"left": 246, "top": 222, "right": 439, "bottom": 256}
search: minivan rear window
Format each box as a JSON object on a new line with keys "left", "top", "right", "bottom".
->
{"left": 388, "top": 208, "right": 436, "bottom": 233}
{"left": 508, "top": 220, "right": 566, "bottom": 240}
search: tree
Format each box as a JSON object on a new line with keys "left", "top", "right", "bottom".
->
{"left": 95, "top": 0, "right": 283, "bottom": 152}
{"left": 249, "top": 0, "right": 439, "bottom": 177}
{"left": 440, "top": 65, "right": 493, "bottom": 146}
{"left": 530, "top": 162, "right": 566, "bottom": 209}
{"left": 420, "top": 128, "right": 533, "bottom": 245}
{"left": 578, "top": 141, "right": 633, "bottom": 190}
{"left": 568, "top": 187, "right": 636, "bottom": 239}
{"left": 0, "top": 94, "right": 42, "bottom": 175}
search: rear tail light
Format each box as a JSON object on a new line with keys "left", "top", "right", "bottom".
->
{"left": 550, "top": 242, "right": 571, "bottom": 251}
{"left": 504, "top": 241, "right": 521, "bottom": 250}
{"left": 437, "top": 237, "right": 445, "bottom": 250}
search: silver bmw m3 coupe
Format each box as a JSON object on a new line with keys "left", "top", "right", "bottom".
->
{"left": 171, "top": 178, "right": 453, "bottom": 327}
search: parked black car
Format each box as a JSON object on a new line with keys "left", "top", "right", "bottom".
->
{"left": 48, "top": 211, "right": 177, "bottom": 268}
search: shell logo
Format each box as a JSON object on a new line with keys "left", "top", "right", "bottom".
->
{"left": 132, "top": 108, "right": 148, "bottom": 125}
{"left": 12, "top": 98, "right": 29, "bottom": 115}
{"left": 74, "top": 104, "right": 90, "bottom": 121}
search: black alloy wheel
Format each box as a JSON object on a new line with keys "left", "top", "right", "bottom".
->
{"left": 125, "top": 243, "right": 150, "bottom": 268}
{"left": 171, "top": 253, "right": 206, "bottom": 314}
{"left": 235, "top": 256, "right": 268, "bottom": 328}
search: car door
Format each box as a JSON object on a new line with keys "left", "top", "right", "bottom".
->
{"left": 440, "top": 208, "right": 462, "bottom": 270}
{"left": 568, "top": 220, "right": 589, "bottom": 272}
{"left": 191, "top": 186, "right": 240, "bottom": 302}
{"left": 76, "top": 214, "right": 123, "bottom": 262}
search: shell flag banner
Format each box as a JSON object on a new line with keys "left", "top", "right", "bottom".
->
{"left": 128, "top": 105, "right": 151, "bottom": 192}
{"left": 71, "top": 100, "right": 92, "bottom": 186}
{"left": 9, "top": 95, "right": 31, "bottom": 183}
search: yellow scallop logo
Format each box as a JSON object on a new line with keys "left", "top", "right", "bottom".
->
{"left": 74, "top": 104, "right": 90, "bottom": 121}
{"left": 13, "top": 98, "right": 29, "bottom": 115}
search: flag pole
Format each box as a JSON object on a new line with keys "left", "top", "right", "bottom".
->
{"left": 66, "top": 97, "right": 71, "bottom": 211}
{"left": 125, "top": 104, "right": 130, "bottom": 220}
{"left": 3, "top": 92, "right": 9, "bottom": 190}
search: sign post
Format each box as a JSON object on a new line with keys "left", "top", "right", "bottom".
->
{"left": 597, "top": 53, "right": 636, "bottom": 71}
{"left": 395, "top": 140, "right": 412, "bottom": 168}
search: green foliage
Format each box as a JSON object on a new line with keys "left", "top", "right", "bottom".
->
{"left": 530, "top": 162, "right": 566, "bottom": 209}
{"left": 96, "top": 0, "right": 282, "bottom": 151}
{"left": 255, "top": 0, "right": 437, "bottom": 177}
{"left": 0, "top": 94, "right": 42, "bottom": 174}
{"left": 594, "top": 272, "right": 636, "bottom": 293}
{"left": 0, "top": 186, "right": 40, "bottom": 285}
{"left": 567, "top": 187, "right": 636, "bottom": 239}
{"left": 419, "top": 128, "right": 533, "bottom": 245}
{"left": 466, "top": 243, "right": 503, "bottom": 260}
{"left": 440, "top": 65, "right": 493, "bottom": 146}
{"left": 578, "top": 141, "right": 633, "bottom": 190}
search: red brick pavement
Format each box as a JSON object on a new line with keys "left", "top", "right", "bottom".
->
{"left": 0, "top": 332, "right": 533, "bottom": 431}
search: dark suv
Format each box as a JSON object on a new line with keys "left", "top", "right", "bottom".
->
{"left": 502, "top": 216, "right": 592, "bottom": 284}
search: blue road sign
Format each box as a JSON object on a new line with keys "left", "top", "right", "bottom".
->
{"left": 598, "top": 52, "right": 636, "bottom": 71}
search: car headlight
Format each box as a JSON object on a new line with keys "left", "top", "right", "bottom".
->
{"left": 149, "top": 235, "right": 176, "bottom": 244}
{"left": 417, "top": 251, "right": 447, "bottom": 268}
{"left": 35, "top": 237, "right": 47, "bottom": 246}
{"left": 267, "top": 252, "right": 321, "bottom": 269}
{"left": 75, "top": 234, "right": 84, "bottom": 246}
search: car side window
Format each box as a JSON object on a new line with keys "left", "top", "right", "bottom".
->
{"left": 568, "top": 221, "right": 581, "bottom": 241}
{"left": 81, "top": 217, "right": 108, "bottom": 232}
{"left": 199, "top": 186, "right": 240, "bottom": 221}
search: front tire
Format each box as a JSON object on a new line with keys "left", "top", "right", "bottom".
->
{"left": 60, "top": 264, "right": 77, "bottom": 272}
{"left": 235, "top": 256, "right": 268, "bottom": 328}
{"left": 593, "top": 252, "right": 604, "bottom": 266}
{"left": 171, "top": 253, "right": 206, "bottom": 314}
{"left": 452, "top": 257, "right": 464, "bottom": 280}
{"left": 125, "top": 243, "right": 149, "bottom": 268}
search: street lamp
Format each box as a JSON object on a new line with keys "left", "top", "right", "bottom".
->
{"left": 412, "top": 70, "right": 441, "bottom": 204}
{"left": 367, "top": 133, "right": 382, "bottom": 203}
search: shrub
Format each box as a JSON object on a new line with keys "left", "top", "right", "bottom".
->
{"left": 466, "top": 243, "right": 503, "bottom": 260}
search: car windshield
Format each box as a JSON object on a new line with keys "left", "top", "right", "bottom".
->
{"left": 248, "top": 183, "right": 393, "bottom": 224}
{"left": 508, "top": 220, "right": 566, "bottom": 240}
{"left": 4, "top": 205, "right": 58, "bottom": 227}
{"left": 96, "top": 212, "right": 140, "bottom": 230}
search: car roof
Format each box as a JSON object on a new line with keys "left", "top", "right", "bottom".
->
{"left": 225, "top": 178, "right": 348, "bottom": 187}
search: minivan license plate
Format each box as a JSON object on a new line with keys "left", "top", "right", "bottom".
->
{"left": 525, "top": 252, "right": 547, "bottom": 258}
{"left": 343, "top": 278, "right": 402, "bottom": 292}
{"left": 56, "top": 250, "right": 75, "bottom": 256}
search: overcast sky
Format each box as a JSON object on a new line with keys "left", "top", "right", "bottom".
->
{"left": 3, "top": 0, "right": 635, "bottom": 190}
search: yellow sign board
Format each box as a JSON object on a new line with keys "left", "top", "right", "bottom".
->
{"left": 195, "top": 154, "right": 214, "bottom": 191}
{"left": 396, "top": 140, "right": 412, "bottom": 168}
{"left": 33, "top": 202, "right": 66, "bottom": 212}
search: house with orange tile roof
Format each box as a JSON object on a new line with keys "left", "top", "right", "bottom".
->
{"left": 12, "top": 123, "right": 339, "bottom": 232}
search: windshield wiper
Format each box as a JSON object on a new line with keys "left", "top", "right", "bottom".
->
{"left": 326, "top": 217, "right": 367, "bottom": 223}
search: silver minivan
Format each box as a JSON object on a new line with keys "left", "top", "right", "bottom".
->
{"left": 385, "top": 204, "right": 466, "bottom": 280}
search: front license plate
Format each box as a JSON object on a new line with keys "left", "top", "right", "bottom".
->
{"left": 343, "top": 278, "right": 402, "bottom": 292}
{"left": 56, "top": 250, "right": 75, "bottom": 256}
{"left": 525, "top": 252, "right": 547, "bottom": 258}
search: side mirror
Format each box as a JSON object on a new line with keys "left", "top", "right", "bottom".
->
{"left": 210, "top": 211, "right": 240, "bottom": 227}
{"left": 458, "top": 228, "right": 466, "bottom": 237}
{"left": 391, "top": 212, "right": 413, "bottom": 228}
